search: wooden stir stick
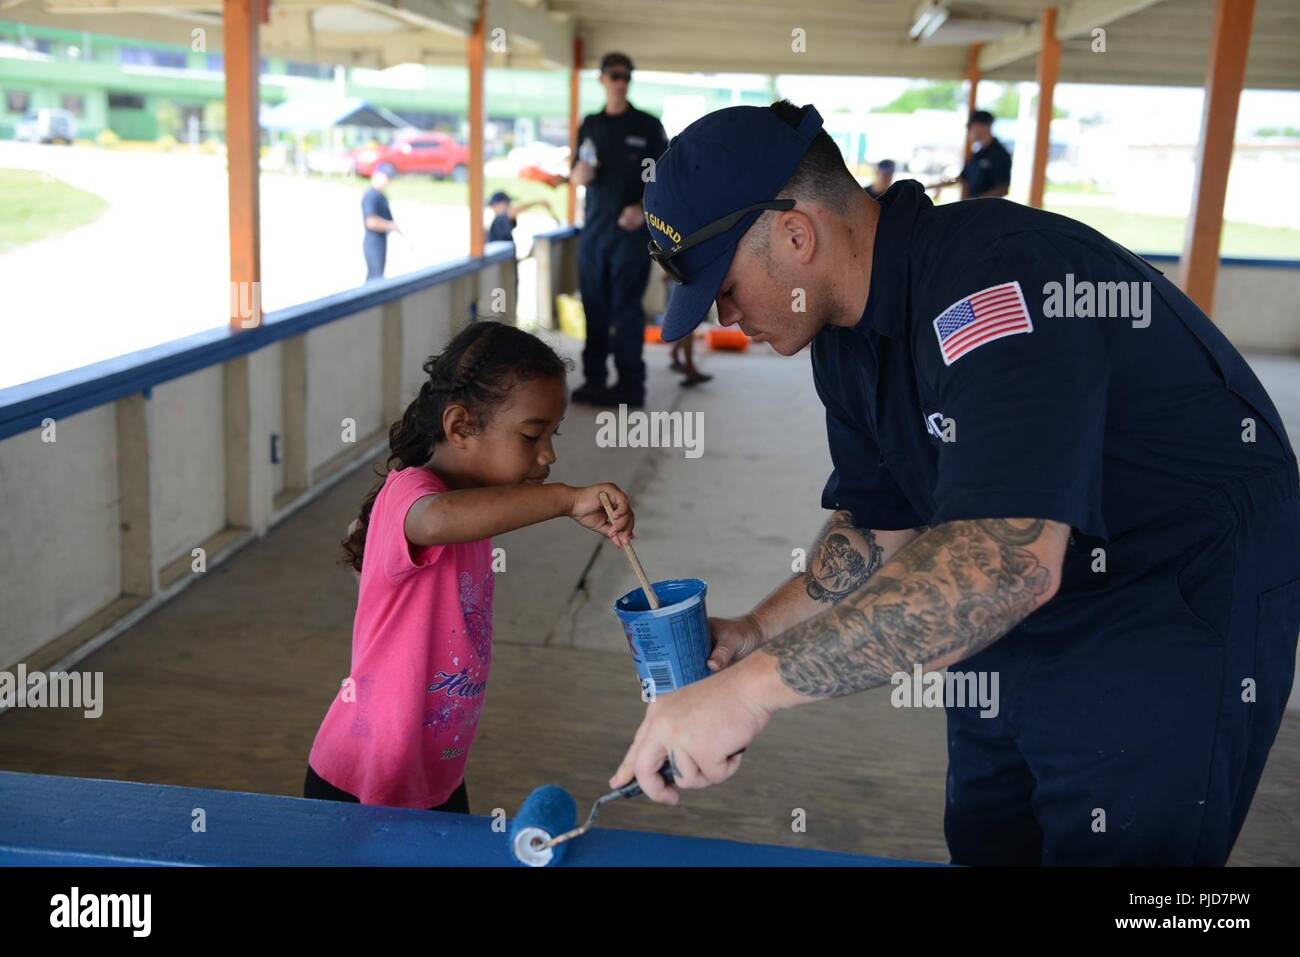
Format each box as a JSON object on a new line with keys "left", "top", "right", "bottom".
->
{"left": 598, "top": 491, "right": 659, "bottom": 609}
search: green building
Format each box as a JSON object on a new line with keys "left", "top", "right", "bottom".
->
{"left": 0, "top": 20, "right": 770, "bottom": 143}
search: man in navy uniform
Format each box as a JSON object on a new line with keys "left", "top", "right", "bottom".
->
{"left": 931, "top": 109, "right": 1013, "bottom": 200}
{"left": 361, "top": 164, "right": 400, "bottom": 282}
{"left": 611, "top": 101, "right": 1300, "bottom": 866}
{"left": 569, "top": 52, "right": 669, "bottom": 407}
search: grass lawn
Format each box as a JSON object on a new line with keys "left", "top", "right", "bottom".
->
{"left": 1046, "top": 203, "right": 1300, "bottom": 260}
{"left": 0, "top": 169, "right": 109, "bottom": 252}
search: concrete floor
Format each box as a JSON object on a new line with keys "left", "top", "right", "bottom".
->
{"left": 0, "top": 337, "right": 1297, "bottom": 864}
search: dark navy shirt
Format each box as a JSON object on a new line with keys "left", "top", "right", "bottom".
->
{"left": 814, "top": 180, "right": 1294, "bottom": 545}
{"left": 576, "top": 104, "right": 668, "bottom": 233}
{"left": 487, "top": 212, "right": 516, "bottom": 244}
{"left": 959, "top": 137, "right": 1012, "bottom": 197}
{"left": 362, "top": 187, "right": 392, "bottom": 250}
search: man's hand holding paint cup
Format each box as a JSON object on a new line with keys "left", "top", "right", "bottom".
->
{"left": 706, "top": 614, "right": 764, "bottom": 671}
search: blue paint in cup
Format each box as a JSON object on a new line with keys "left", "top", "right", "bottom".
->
{"left": 614, "top": 578, "right": 711, "bottom": 696}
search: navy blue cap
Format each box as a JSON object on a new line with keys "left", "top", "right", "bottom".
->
{"left": 488, "top": 190, "right": 511, "bottom": 205}
{"left": 644, "top": 104, "right": 823, "bottom": 342}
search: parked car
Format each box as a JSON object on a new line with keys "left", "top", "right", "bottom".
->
{"left": 351, "top": 132, "right": 471, "bottom": 180}
{"left": 15, "top": 108, "right": 77, "bottom": 145}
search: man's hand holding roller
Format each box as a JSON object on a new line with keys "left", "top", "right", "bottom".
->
{"left": 612, "top": 513, "right": 1066, "bottom": 804}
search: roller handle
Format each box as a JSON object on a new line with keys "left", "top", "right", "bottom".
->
{"left": 616, "top": 751, "right": 747, "bottom": 800}
{"left": 598, "top": 490, "right": 659, "bottom": 609}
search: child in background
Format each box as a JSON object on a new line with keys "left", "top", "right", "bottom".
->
{"left": 487, "top": 190, "right": 555, "bottom": 253}
{"left": 305, "top": 321, "right": 635, "bottom": 812}
{"left": 664, "top": 275, "right": 713, "bottom": 387}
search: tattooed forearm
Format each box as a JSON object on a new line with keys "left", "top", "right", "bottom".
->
{"left": 804, "top": 510, "right": 885, "bottom": 603}
{"left": 765, "top": 518, "right": 1060, "bottom": 699}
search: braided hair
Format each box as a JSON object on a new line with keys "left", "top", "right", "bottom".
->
{"left": 342, "top": 321, "right": 569, "bottom": 572}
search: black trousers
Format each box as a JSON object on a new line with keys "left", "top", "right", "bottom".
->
{"left": 304, "top": 764, "right": 470, "bottom": 814}
{"left": 578, "top": 226, "right": 650, "bottom": 396}
{"left": 945, "top": 464, "right": 1300, "bottom": 865}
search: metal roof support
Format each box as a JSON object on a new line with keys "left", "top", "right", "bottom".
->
{"left": 567, "top": 34, "right": 583, "bottom": 225}
{"left": 963, "top": 42, "right": 983, "bottom": 167}
{"left": 1180, "top": 0, "right": 1256, "bottom": 313}
{"left": 224, "top": 0, "right": 262, "bottom": 330}
{"left": 1028, "top": 6, "right": 1060, "bottom": 209}
{"left": 469, "top": 0, "right": 486, "bottom": 257}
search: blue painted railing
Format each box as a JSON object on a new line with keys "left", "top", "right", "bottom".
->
{"left": 0, "top": 241, "right": 522, "bottom": 442}
{"left": 0, "top": 770, "right": 924, "bottom": 867}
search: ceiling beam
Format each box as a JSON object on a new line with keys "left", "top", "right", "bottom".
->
{"left": 978, "top": 0, "right": 1168, "bottom": 72}
{"left": 354, "top": 0, "right": 477, "bottom": 36}
{"left": 487, "top": 0, "right": 572, "bottom": 69}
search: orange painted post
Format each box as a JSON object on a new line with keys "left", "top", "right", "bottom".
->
{"left": 469, "top": 3, "right": 486, "bottom": 257}
{"left": 1180, "top": 0, "right": 1256, "bottom": 313}
{"left": 567, "top": 36, "right": 583, "bottom": 225}
{"left": 1028, "top": 7, "right": 1060, "bottom": 209}
{"left": 224, "top": 0, "right": 261, "bottom": 330}
{"left": 964, "top": 43, "right": 983, "bottom": 166}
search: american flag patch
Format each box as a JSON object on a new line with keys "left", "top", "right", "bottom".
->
{"left": 932, "top": 281, "right": 1033, "bottom": 366}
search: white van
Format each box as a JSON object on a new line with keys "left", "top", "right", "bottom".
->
{"left": 15, "top": 108, "right": 78, "bottom": 144}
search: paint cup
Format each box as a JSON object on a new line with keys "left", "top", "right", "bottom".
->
{"left": 614, "top": 578, "right": 711, "bottom": 697}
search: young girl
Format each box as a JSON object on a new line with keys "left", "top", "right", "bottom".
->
{"left": 305, "top": 320, "right": 634, "bottom": 812}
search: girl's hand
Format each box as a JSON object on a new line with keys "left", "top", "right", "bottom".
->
{"left": 568, "top": 483, "right": 635, "bottom": 547}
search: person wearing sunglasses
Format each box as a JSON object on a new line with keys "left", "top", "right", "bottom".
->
{"left": 613, "top": 100, "right": 1300, "bottom": 868}
{"left": 569, "top": 52, "right": 669, "bottom": 408}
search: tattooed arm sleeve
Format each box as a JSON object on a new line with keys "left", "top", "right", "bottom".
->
{"left": 803, "top": 511, "right": 920, "bottom": 604}
{"left": 761, "top": 518, "right": 1069, "bottom": 699}
{"left": 742, "top": 514, "right": 923, "bottom": 647}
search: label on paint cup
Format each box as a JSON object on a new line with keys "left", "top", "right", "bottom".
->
{"left": 613, "top": 578, "right": 711, "bottom": 696}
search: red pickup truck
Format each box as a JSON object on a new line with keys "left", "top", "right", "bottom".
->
{"left": 352, "top": 132, "right": 471, "bottom": 180}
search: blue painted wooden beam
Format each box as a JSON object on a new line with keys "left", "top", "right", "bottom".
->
{"left": 0, "top": 771, "right": 922, "bottom": 867}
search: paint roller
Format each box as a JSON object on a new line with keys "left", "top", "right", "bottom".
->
{"left": 506, "top": 492, "right": 742, "bottom": 866}
{"left": 508, "top": 764, "right": 678, "bottom": 867}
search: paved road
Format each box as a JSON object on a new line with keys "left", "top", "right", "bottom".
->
{"left": 0, "top": 142, "right": 494, "bottom": 389}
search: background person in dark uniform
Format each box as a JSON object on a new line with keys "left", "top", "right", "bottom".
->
{"left": 569, "top": 52, "right": 668, "bottom": 407}
{"left": 361, "top": 164, "right": 400, "bottom": 282}
{"left": 930, "top": 109, "right": 1012, "bottom": 200}
{"left": 865, "top": 158, "right": 895, "bottom": 199}
{"left": 612, "top": 101, "right": 1300, "bottom": 866}
{"left": 486, "top": 190, "right": 554, "bottom": 253}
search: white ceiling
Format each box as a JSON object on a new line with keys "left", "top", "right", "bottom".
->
{"left": 7, "top": 0, "right": 1300, "bottom": 88}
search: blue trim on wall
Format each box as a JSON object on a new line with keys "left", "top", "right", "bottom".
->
{"left": 534, "top": 224, "right": 580, "bottom": 242}
{"left": 1140, "top": 252, "right": 1300, "bottom": 270}
{"left": 0, "top": 244, "right": 517, "bottom": 442}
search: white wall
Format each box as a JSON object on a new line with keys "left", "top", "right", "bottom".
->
{"left": 1213, "top": 265, "right": 1300, "bottom": 354}
{"left": 150, "top": 369, "right": 226, "bottom": 570}
{"left": 306, "top": 307, "right": 384, "bottom": 475}
{"left": 401, "top": 285, "right": 453, "bottom": 405}
{"left": 0, "top": 406, "right": 121, "bottom": 666}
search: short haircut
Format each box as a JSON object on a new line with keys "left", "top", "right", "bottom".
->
{"left": 877, "top": 159, "right": 896, "bottom": 173}
{"left": 600, "top": 52, "right": 634, "bottom": 74}
{"left": 741, "top": 100, "right": 861, "bottom": 258}
{"left": 968, "top": 110, "right": 995, "bottom": 127}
